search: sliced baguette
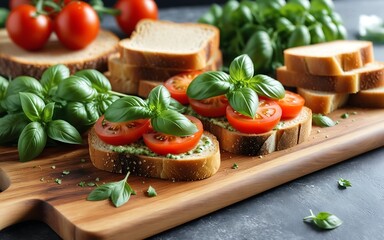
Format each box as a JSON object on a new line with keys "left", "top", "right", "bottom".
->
{"left": 88, "top": 128, "right": 221, "bottom": 181}
{"left": 0, "top": 29, "right": 119, "bottom": 79}
{"left": 284, "top": 40, "right": 374, "bottom": 76}
{"left": 119, "top": 19, "right": 220, "bottom": 70}
{"left": 348, "top": 87, "right": 384, "bottom": 108}
{"left": 193, "top": 107, "right": 312, "bottom": 156}
{"left": 276, "top": 62, "right": 384, "bottom": 93}
{"left": 297, "top": 88, "right": 349, "bottom": 114}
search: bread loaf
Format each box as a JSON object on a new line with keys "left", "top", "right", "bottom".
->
{"left": 0, "top": 29, "right": 119, "bottom": 79}
{"left": 88, "top": 128, "right": 221, "bottom": 181}
{"left": 284, "top": 40, "right": 374, "bottom": 76}
{"left": 348, "top": 87, "right": 384, "bottom": 108}
{"left": 119, "top": 19, "right": 220, "bottom": 70}
{"left": 297, "top": 88, "right": 349, "bottom": 114}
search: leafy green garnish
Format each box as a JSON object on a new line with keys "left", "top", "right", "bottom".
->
{"left": 303, "top": 209, "right": 342, "bottom": 230}
{"left": 312, "top": 114, "right": 336, "bottom": 127}
{"left": 187, "top": 54, "right": 285, "bottom": 118}
{"left": 147, "top": 186, "right": 157, "bottom": 197}
{"left": 338, "top": 178, "right": 352, "bottom": 188}
{"left": 87, "top": 172, "right": 136, "bottom": 208}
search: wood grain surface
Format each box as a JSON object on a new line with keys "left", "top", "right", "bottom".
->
{"left": 0, "top": 107, "right": 383, "bottom": 240}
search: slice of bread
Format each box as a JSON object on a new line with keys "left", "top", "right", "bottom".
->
{"left": 138, "top": 80, "right": 163, "bottom": 98}
{"left": 297, "top": 88, "right": 349, "bottom": 114}
{"left": 119, "top": 19, "right": 220, "bottom": 70}
{"left": 284, "top": 40, "right": 374, "bottom": 76}
{"left": 88, "top": 128, "right": 221, "bottom": 181}
{"left": 0, "top": 29, "right": 119, "bottom": 79}
{"left": 276, "top": 62, "right": 384, "bottom": 93}
{"left": 193, "top": 107, "right": 312, "bottom": 156}
{"left": 348, "top": 87, "right": 384, "bottom": 108}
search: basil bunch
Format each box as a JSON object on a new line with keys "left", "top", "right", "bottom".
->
{"left": 0, "top": 65, "right": 120, "bottom": 161}
{"left": 186, "top": 54, "right": 285, "bottom": 118}
{"left": 199, "top": 0, "right": 347, "bottom": 74}
{"left": 105, "top": 85, "right": 197, "bottom": 136}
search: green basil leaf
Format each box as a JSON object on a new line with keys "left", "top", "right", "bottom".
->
{"left": 229, "top": 54, "right": 254, "bottom": 81}
{"left": 243, "top": 31, "right": 274, "bottom": 73}
{"left": 147, "top": 85, "right": 171, "bottom": 114}
{"left": 169, "top": 98, "right": 187, "bottom": 113}
{"left": 42, "top": 102, "right": 55, "bottom": 123}
{"left": 87, "top": 183, "right": 116, "bottom": 201}
{"left": 18, "top": 122, "right": 47, "bottom": 162}
{"left": 40, "top": 64, "right": 70, "bottom": 94}
{"left": 338, "top": 178, "right": 352, "bottom": 188}
{"left": 312, "top": 113, "right": 336, "bottom": 127}
{"left": 0, "top": 76, "right": 9, "bottom": 113}
{"left": 151, "top": 110, "right": 197, "bottom": 136}
{"left": 110, "top": 173, "right": 134, "bottom": 207}
{"left": 96, "top": 94, "right": 120, "bottom": 114}
{"left": 227, "top": 87, "right": 258, "bottom": 118}
{"left": 46, "top": 120, "right": 82, "bottom": 144}
{"left": 0, "top": 113, "right": 29, "bottom": 144}
{"left": 0, "top": 8, "right": 9, "bottom": 28}
{"left": 75, "top": 69, "right": 112, "bottom": 93}
{"left": 19, "top": 92, "right": 45, "bottom": 122}
{"left": 146, "top": 186, "right": 157, "bottom": 197}
{"left": 63, "top": 102, "right": 97, "bottom": 128}
{"left": 250, "top": 74, "right": 285, "bottom": 99}
{"left": 56, "top": 76, "right": 97, "bottom": 102}
{"left": 187, "top": 71, "right": 231, "bottom": 100}
{"left": 303, "top": 209, "right": 342, "bottom": 230}
{"left": 104, "top": 96, "right": 152, "bottom": 122}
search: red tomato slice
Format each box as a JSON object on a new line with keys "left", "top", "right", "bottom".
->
{"left": 226, "top": 99, "right": 282, "bottom": 134}
{"left": 189, "top": 95, "right": 229, "bottom": 117}
{"left": 94, "top": 116, "right": 150, "bottom": 146}
{"left": 164, "top": 71, "right": 202, "bottom": 105}
{"left": 143, "top": 115, "right": 204, "bottom": 155}
{"left": 277, "top": 91, "right": 305, "bottom": 119}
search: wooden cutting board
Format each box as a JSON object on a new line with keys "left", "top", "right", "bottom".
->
{"left": 0, "top": 107, "right": 383, "bottom": 240}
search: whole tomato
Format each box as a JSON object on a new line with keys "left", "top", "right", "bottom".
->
{"left": 9, "top": 0, "right": 32, "bottom": 10}
{"left": 114, "top": 0, "right": 158, "bottom": 36}
{"left": 54, "top": 1, "right": 100, "bottom": 50}
{"left": 6, "top": 4, "right": 53, "bottom": 51}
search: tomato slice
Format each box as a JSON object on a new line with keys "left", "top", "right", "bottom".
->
{"left": 226, "top": 99, "right": 282, "bottom": 134}
{"left": 94, "top": 116, "right": 150, "bottom": 146}
{"left": 277, "top": 91, "right": 305, "bottom": 119}
{"left": 164, "top": 71, "right": 202, "bottom": 105}
{"left": 143, "top": 115, "right": 204, "bottom": 155}
{"left": 189, "top": 95, "right": 229, "bottom": 117}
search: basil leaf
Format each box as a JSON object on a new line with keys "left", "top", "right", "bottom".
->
{"left": 19, "top": 92, "right": 45, "bottom": 122}
{"left": 0, "top": 76, "right": 9, "bottom": 113}
{"left": 146, "top": 186, "right": 157, "bottom": 197}
{"left": 46, "top": 120, "right": 82, "bottom": 144}
{"left": 169, "top": 98, "right": 187, "bottom": 113}
{"left": 229, "top": 54, "right": 254, "bottom": 81}
{"left": 96, "top": 94, "right": 119, "bottom": 114}
{"left": 87, "top": 183, "right": 115, "bottom": 201}
{"left": 111, "top": 177, "right": 134, "bottom": 208}
{"left": 42, "top": 102, "right": 55, "bottom": 123}
{"left": 227, "top": 87, "right": 258, "bottom": 118}
{"left": 303, "top": 210, "right": 342, "bottom": 230}
{"left": 249, "top": 74, "right": 285, "bottom": 99}
{"left": 18, "top": 122, "right": 47, "bottom": 162}
{"left": 338, "top": 178, "right": 352, "bottom": 188}
{"left": 40, "top": 64, "right": 70, "bottom": 94}
{"left": 56, "top": 76, "right": 98, "bottom": 102}
{"left": 151, "top": 110, "right": 198, "bottom": 136}
{"left": 312, "top": 113, "right": 336, "bottom": 127}
{"left": 75, "top": 69, "right": 112, "bottom": 93}
{"left": 147, "top": 85, "right": 171, "bottom": 114}
{"left": 187, "top": 71, "right": 232, "bottom": 100}
{"left": 63, "top": 102, "right": 98, "bottom": 128}
{"left": 0, "top": 113, "right": 29, "bottom": 144}
{"left": 105, "top": 96, "right": 152, "bottom": 122}
{"left": 0, "top": 8, "right": 9, "bottom": 28}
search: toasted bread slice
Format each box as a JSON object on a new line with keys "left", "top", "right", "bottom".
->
{"left": 276, "top": 62, "right": 384, "bottom": 93}
{"left": 284, "top": 40, "right": 374, "bottom": 76}
{"left": 0, "top": 29, "right": 119, "bottom": 79}
{"left": 88, "top": 128, "right": 221, "bottom": 181}
{"left": 348, "top": 87, "right": 384, "bottom": 108}
{"left": 297, "top": 88, "right": 349, "bottom": 114}
{"left": 192, "top": 107, "right": 312, "bottom": 156}
{"left": 119, "top": 19, "right": 220, "bottom": 70}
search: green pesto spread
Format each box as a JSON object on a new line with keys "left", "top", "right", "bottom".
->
{"left": 110, "top": 134, "right": 213, "bottom": 160}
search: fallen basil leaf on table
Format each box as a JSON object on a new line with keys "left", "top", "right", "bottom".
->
{"left": 147, "top": 186, "right": 157, "bottom": 197}
{"left": 312, "top": 114, "right": 336, "bottom": 127}
{"left": 303, "top": 209, "right": 343, "bottom": 230}
{"left": 338, "top": 178, "right": 352, "bottom": 188}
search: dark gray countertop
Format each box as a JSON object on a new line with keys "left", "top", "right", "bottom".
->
{"left": 1, "top": 1, "right": 384, "bottom": 239}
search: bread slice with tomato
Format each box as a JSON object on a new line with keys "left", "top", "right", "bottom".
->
{"left": 87, "top": 85, "right": 221, "bottom": 181}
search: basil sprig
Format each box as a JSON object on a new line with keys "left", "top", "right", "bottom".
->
{"left": 303, "top": 209, "right": 343, "bottom": 230}
{"left": 187, "top": 54, "right": 285, "bottom": 118}
{"left": 105, "top": 85, "right": 197, "bottom": 136}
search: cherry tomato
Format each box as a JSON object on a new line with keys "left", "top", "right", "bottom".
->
{"left": 54, "top": 1, "right": 100, "bottom": 50}
{"left": 226, "top": 99, "right": 282, "bottom": 134}
{"left": 114, "top": 0, "right": 158, "bottom": 36}
{"left": 143, "top": 115, "right": 204, "bottom": 155}
{"left": 164, "top": 71, "right": 202, "bottom": 105}
{"left": 189, "top": 95, "right": 229, "bottom": 118}
{"left": 9, "top": 0, "right": 31, "bottom": 9}
{"left": 94, "top": 116, "right": 150, "bottom": 146}
{"left": 277, "top": 91, "right": 305, "bottom": 119}
{"left": 6, "top": 5, "right": 53, "bottom": 51}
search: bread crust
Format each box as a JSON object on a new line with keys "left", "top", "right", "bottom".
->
{"left": 348, "top": 87, "right": 384, "bottom": 108}
{"left": 88, "top": 128, "right": 221, "bottom": 181}
{"left": 0, "top": 29, "right": 119, "bottom": 79}
{"left": 297, "top": 88, "right": 349, "bottom": 114}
